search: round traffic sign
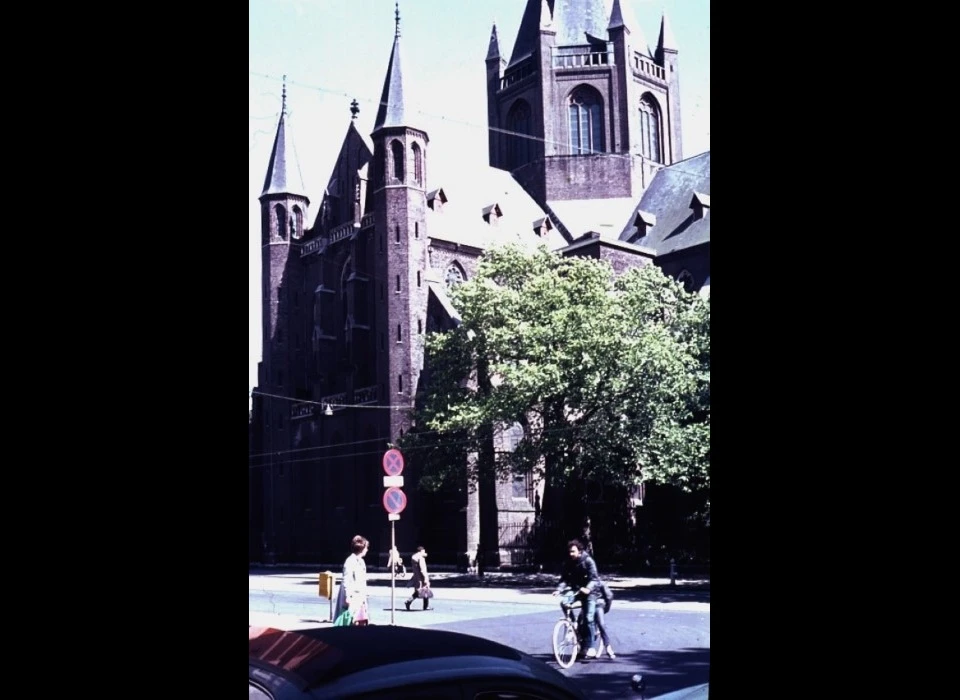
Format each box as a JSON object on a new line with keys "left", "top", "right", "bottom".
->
{"left": 383, "top": 487, "right": 407, "bottom": 514}
{"left": 382, "top": 449, "right": 405, "bottom": 476}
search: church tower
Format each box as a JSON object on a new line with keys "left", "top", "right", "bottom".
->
{"left": 371, "top": 4, "right": 430, "bottom": 445}
{"left": 486, "top": 0, "right": 682, "bottom": 206}
{"left": 259, "top": 78, "right": 309, "bottom": 395}
{"left": 256, "top": 78, "right": 309, "bottom": 562}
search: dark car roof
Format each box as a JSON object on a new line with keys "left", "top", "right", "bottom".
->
{"left": 250, "top": 626, "right": 529, "bottom": 691}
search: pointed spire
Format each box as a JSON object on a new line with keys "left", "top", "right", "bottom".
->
{"left": 509, "top": 0, "right": 544, "bottom": 66}
{"left": 657, "top": 10, "right": 678, "bottom": 52}
{"left": 608, "top": 0, "right": 625, "bottom": 30}
{"left": 540, "top": 0, "right": 552, "bottom": 29}
{"left": 375, "top": 4, "right": 409, "bottom": 130}
{"left": 261, "top": 78, "right": 307, "bottom": 199}
{"left": 486, "top": 22, "right": 500, "bottom": 60}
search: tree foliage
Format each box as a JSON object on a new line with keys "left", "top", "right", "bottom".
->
{"left": 400, "top": 243, "right": 710, "bottom": 502}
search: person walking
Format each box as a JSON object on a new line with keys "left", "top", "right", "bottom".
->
{"left": 334, "top": 534, "right": 371, "bottom": 626}
{"left": 404, "top": 545, "right": 432, "bottom": 611}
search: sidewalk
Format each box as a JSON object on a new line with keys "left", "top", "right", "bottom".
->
{"left": 250, "top": 568, "right": 709, "bottom": 630}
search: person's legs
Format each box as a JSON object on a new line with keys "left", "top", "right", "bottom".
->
{"left": 405, "top": 586, "right": 420, "bottom": 610}
{"left": 583, "top": 596, "right": 597, "bottom": 656}
{"left": 595, "top": 606, "right": 615, "bottom": 657}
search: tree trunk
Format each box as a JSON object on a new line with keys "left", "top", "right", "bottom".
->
{"left": 477, "top": 424, "right": 500, "bottom": 568}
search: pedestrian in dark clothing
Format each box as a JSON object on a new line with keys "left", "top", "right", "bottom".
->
{"left": 404, "top": 546, "right": 432, "bottom": 611}
{"left": 551, "top": 538, "right": 601, "bottom": 658}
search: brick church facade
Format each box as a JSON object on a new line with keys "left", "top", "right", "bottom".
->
{"left": 250, "top": 0, "right": 710, "bottom": 567}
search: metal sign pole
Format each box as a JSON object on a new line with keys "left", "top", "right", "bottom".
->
{"left": 390, "top": 519, "right": 396, "bottom": 626}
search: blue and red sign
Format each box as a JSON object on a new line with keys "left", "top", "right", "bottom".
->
{"left": 383, "top": 487, "right": 407, "bottom": 514}
{"left": 382, "top": 449, "right": 405, "bottom": 476}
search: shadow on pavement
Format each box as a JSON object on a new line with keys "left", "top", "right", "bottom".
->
{"left": 526, "top": 646, "right": 710, "bottom": 699}
{"left": 372, "top": 573, "right": 710, "bottom": 605}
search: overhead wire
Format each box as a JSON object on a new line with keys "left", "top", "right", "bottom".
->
{"left": 249, "top": 71, "right": 709, "bottom": 182}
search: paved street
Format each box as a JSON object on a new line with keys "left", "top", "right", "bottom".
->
{"left": 250, "top": 568, "right": 710, "bottom": 698}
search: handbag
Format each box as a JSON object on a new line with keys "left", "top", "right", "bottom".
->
{"left": 418, "top": 583, "right": 434, "bottom": 600}
{"left": 353, "top": 598, "right": 370, "bottom": 624}
{"left": 333, "top": 608, "right": 353, "bottom": 627}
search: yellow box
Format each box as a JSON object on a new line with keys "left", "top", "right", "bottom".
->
{"left": 319, "top": 571, "right": 335, "bottom": 599}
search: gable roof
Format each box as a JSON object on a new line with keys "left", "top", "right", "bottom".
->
{"left": 547, "top": 197, "right": 639, "bottom": 241}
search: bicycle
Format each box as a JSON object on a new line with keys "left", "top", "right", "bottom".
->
{"left": 552, "top": 591, "right": 589, "bottom": 669}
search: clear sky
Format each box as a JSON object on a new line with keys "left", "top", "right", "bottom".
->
{"left": 249, "top": 0, "right": 710, "bottom": 399}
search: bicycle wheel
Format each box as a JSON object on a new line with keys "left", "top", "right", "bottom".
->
{"left": 552, "top": 618, "right": 579, "bottom": 669}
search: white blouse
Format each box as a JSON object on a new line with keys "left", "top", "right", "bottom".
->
{"left": 342, "top": 552, "right": 368, "bottom": 602}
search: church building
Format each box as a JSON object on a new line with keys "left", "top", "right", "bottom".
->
{"left": 250, "top": 0, "right": 709, "bottom": 567}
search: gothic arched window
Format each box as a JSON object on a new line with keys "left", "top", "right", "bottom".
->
{"left": 391, "top": 140, "right": 405, "bottom": 182}
{"left": 412, "top": 143, "right": 423, "bottom": 185}
{"left": 639, "top": 95, "right": 662, "bottom": 163}
{"left": 274, "top": 204, "right": 287, "bottom": 240}
{"left": 569, "top": 87, "right": 603, "bottom": 155}
{"left": 292, "top": 205, "right": 303, "bottom": 239}
{"left": 677, "top": 269, "right": 695, "bottom": 293}
{"left": 506, "top": 100, "right": 532, "bottom": 170}
{"left": 445, "top": 264, "right": 464, "bottom": 290}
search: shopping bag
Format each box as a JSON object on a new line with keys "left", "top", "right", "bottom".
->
{"left": 353, "top": 599, "right": 369, "bottom": 624}
{"left": 418, "top": 584, "right": 434, "bottom": 600}
{"left": 333, "top": 608, "right": 354, "bottom": 627}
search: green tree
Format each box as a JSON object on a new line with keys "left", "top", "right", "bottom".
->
{"left": 400, "top": 243, "right": 709, "bottom": 559}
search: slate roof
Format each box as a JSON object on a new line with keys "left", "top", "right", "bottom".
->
{"left": 426, "top": 166, "right": 565, "bottom": 252}
{"left": 374, "top": 33, "right": 407, "bottom": 130}
{"left": 619, "top": 151, "right": 710, "bottom": 256}
{"left": 547, "top": 197, "right": 639, "bottom": 241}
{"left": 552, "top": 0, "right": 610, "bottom": 46}
{"left": 261, "top": 109, "right": 307, "bottom": 199}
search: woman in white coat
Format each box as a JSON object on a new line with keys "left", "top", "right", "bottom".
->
{"left": 333, "top": 534, "right": 371, "bottom": 625}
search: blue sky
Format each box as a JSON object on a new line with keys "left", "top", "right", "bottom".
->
{"left": 249, "top": 0, "right": 710, "bottom": 398}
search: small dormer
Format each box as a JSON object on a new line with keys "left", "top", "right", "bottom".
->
{"left": 632, "top": 209, "right": 657, "bottom": 240}
{"left": 691, "top": 192, "right": 710, "bottom": 221}
{"left": 533, "top": 216, "right": 553, "bottom": 237}
{"left": 427, "top": 188, "right": 448, "bottom": 212}
{"left": 482, "top": 203, "right": 503, "bottom": 225}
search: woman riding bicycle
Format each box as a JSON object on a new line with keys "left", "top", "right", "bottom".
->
{"left": 551, "top": 538, "right": 601, "bottom": 659}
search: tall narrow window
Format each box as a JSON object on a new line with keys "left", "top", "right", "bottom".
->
{"left": 414, "top": 222, "right": 419, "bottom": 238}
{"left": 568, "top": 87, "right": 603, "bottom": 155}
{"left": 639, "top": 95, "right": 662, "bottom": 163}
{"left": 417, "top": 271, "right": 421, "bottom": 287}
{"left": 395, "top": 224, "right": 400, "bottom": 243}
{"left": 274, "top": 204, "right": 287, "bottom": 239}
{"left": 396, "top": 275, "right": 400, "bottom": 292}
{"left": 292, "top": 205, "right": 304, "bottom": 238}
{"left": 418, "top": 318, "right": 423, "bottom": 334}
{"left": 506, "top": 100, "right": 532, "bottom": 169}
{"left": 412, "top": 143, "right": 423, "bottom": 184}
{"left": 391, "top": 140, "right": 404, "bottom": 181}
{"left": 398, "top": 374, "right": 403, "bottom": 393}
{"left": 397, "top": 324, "right": 402, "bottom": 342}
